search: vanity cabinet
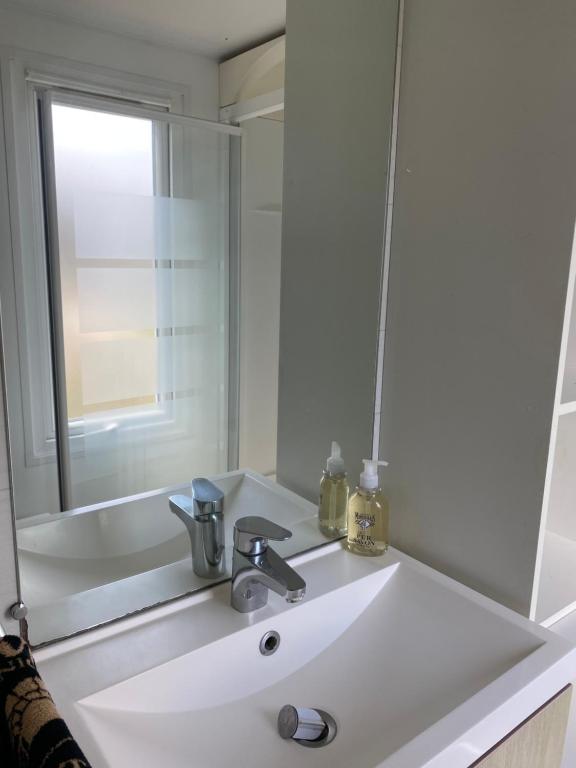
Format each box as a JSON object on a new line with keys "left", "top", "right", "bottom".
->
{"left": 473, "top": 686, "right": 571, "bottom": 768}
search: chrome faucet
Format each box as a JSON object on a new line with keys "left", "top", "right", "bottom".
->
{"left": 231, "top": 516, "right": 306, "bottom": 613}
{"left": 169, "top": 478, "right": 226, "bottom": 579}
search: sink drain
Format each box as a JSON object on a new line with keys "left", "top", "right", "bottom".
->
{"left": 260, "top": 630, "right": 280, "bottom": 656}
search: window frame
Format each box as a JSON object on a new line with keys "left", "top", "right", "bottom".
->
{"left": 3, "top": 53, "right": 188, "bottom": 468}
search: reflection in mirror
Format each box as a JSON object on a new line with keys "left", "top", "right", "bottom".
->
{"left": 17, "top": 471, "right": 321, "bottom": 641}
{"left": 46, "top": 97, "right": 231, "bottom": 510}
{"left": 0, "top": 1, "right": 400, "bottom": 645}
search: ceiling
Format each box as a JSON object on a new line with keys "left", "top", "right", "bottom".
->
{"left": 6, "top": 0, "right": 286, "bottom": 59}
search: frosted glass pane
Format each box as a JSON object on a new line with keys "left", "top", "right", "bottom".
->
{"left": 168, "top": 267, "right": 221, "bottom": 328}
{"left": 80, "top": 337, "right": 157, "bottom": 405}
{"left": 52, "top": 105, "right": 153, "bottom": 195}
{"left": 51, "top": 102, "right": 230, "bottom": 508}
{"left": 77, "top": 269, "right": 156, "bottom": 332}
{"left": 72, "top": 192, "right": 223, "bottom": 263}
{"left": 152, "top": 264, "right": 226, "bottom": 329}
{"left": 154, "top": 196, "right": 212, "bottom": 261}
{"left": 167, "top": 332, "right": 224, "bottom": 392}
{"left": 73, "top": 192, "right": 156, "bottom": 261}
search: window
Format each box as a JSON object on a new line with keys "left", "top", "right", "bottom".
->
{"left": 51, "top": 104, "right": 161, "bottom": 420}
{"left": 37, "top": 90, "right": 235, "bottom": 510}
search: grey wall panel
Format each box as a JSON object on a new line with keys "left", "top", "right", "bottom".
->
{"left": 239, "top": 118, "right": 284, "bottom": 475}
{"left": 380, "top": 0, "right": 576, "bottom": 614}
{"left": 277, "top": 0, "right": 399, "bottom": 501}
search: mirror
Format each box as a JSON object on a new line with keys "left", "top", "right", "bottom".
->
{"left": 0, "top": 0, "right": 400, "bottom": 645}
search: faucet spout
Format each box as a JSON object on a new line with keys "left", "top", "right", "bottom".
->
{"left": 169, "top": 478, "right": 226, "bottom": 580}
{"left": 286, "top": 589, "right": 305, "bottom": 604}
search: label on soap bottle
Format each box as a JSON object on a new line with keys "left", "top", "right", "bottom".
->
{"left": 349, "top": 513, "right": 376, "bottom": 548}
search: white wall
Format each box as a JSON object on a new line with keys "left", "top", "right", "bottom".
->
{"left": 219, "top": 35, "right": 285, "bottom": 107}
{"left": 0, "top": 5, "right": 218, "bottom": 117}
{"left": 0, "top": 5, "right": 220, "bottom": 615}
{"left": 380, "top": 0, "right": 576, "bottom": 615}
{"left": 0, "top": 25, "right": 22, "bottom": 630}
{"left": 238, "top": 117, "right": 284, "bottom": 475}
{"left": 0, "top": 352, "right": 19, "bottom": 635}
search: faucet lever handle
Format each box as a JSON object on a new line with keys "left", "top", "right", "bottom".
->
{"left": 191, "top": 478, "right": 224, "bottom": 518}
{"left": 234, "top": 516, "right": 292, "bottom": 556}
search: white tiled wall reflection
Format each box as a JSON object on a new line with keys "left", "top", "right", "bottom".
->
{"left": 0, "top": 379, "right": 9, "bottom": 492}
{"left": 0, "top": 371, "right": 18, "bottom": 632}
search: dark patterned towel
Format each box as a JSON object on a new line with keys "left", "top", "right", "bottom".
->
{"left": 0, "top": 635, "right": 91, "bottom": 768}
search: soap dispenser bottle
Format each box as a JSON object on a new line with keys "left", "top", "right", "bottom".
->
{"left": 346, "top": 459, "right": 389, "bottom": 556}
{"left": 318, "top": 441, "right": 349, "bottom": 537}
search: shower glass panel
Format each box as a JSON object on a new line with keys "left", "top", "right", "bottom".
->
{"left": 43, "top": 95, "right": 232, "bottom": 510}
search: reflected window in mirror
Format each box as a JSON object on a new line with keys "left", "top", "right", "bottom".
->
{"left": 40, "top": 93, "right": 231, "bottom": 511}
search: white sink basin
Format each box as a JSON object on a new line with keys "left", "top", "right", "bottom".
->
{"left": 35, "top": 544, "right": 576, "bottom": 768}
{"left": 80, "top": 568, "right": 396, "bottom": 715}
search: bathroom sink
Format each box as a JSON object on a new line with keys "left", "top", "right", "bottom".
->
{"left": 47, "top": 544, "right": 576, "bottom": 768}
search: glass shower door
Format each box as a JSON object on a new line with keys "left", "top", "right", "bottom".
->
{"left": 39, "top": 90, "right": 239, "bottom": 510}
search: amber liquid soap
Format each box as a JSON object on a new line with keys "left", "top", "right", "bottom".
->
{"left": 318, "top": 441, "right": 349, "bottom": 537}
{"left": 346, "top": 459, "right": 389, "bottom": 556}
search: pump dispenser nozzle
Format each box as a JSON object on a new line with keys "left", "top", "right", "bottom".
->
{"left": 359, "top": 459, "right": 389, "bottom": 491}
{"left": 326, "top": 441, "right": 346, "bottom": 474}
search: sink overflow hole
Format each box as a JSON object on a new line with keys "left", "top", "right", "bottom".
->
{"left": 260, "top": 630, "right": 280, "bottom": 656}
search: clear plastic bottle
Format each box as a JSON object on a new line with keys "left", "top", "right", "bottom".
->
{"left": 318, "top": 442, "right": 349, "bottom": 537}
{"left": 346, "top": 459, "right": 389, "bottom": 556}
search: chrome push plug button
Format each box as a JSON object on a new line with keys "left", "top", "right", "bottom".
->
{"left": 277, "top": 705, "right": 337, "bottom": 747}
